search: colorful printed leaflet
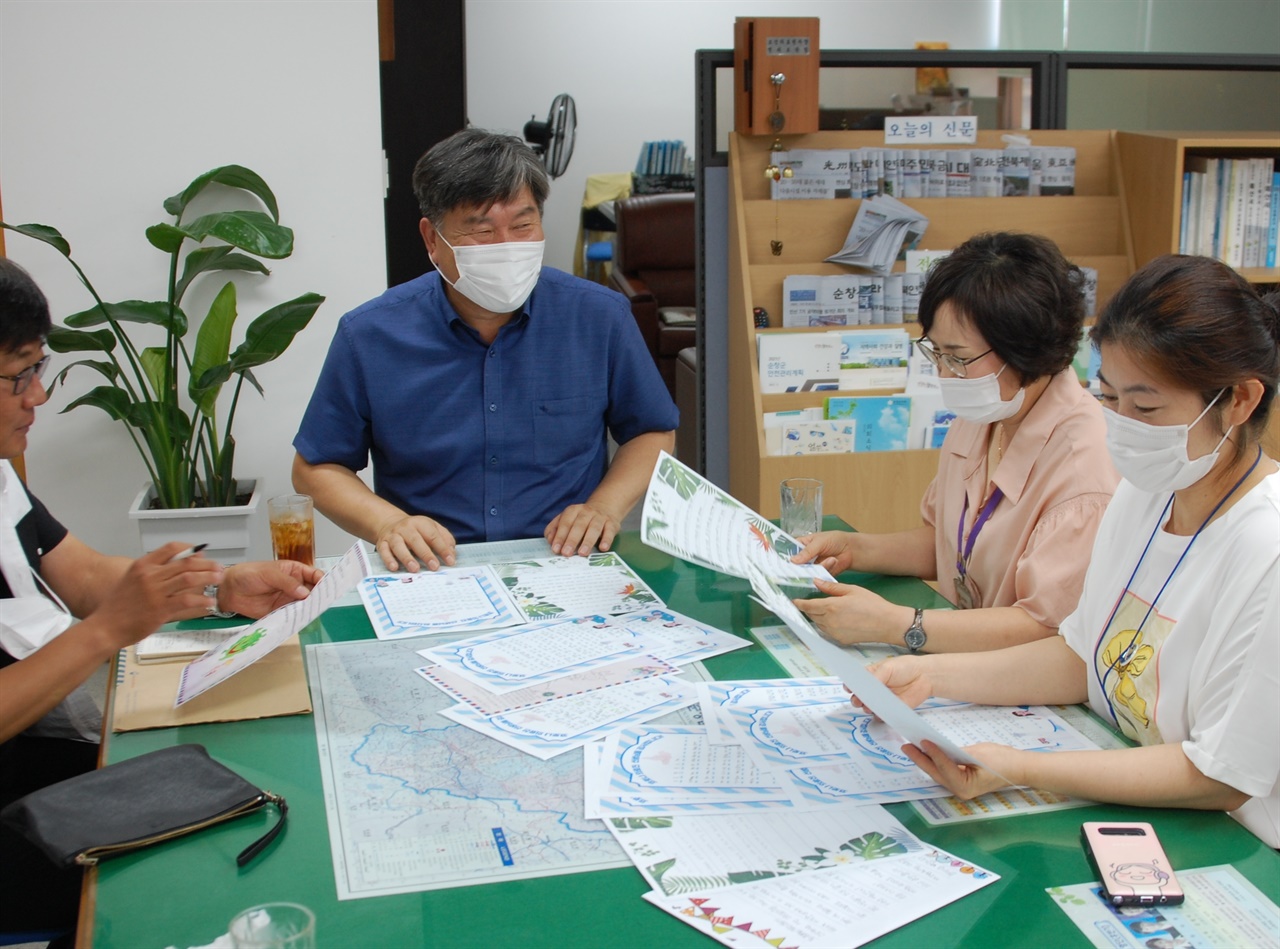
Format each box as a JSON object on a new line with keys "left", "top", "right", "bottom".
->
{"left": 175, "top": 542, "right": 371, "bottom": 706}
{"left": 642, "top": 452, "right": 832, "bottom": 587}
{"left": 605, "top": 806, "right": 923, "bottom": 897}
{"left": 643, "top": 847, "right": 998, "bottom": 949}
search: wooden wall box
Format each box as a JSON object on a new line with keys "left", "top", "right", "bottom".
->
{"left": 734, "top": 17, "right": 820, "bottom": 136}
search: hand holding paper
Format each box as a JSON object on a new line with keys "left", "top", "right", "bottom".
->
{"left": 744, "top": 564, "right": 1007, "bottom": 781}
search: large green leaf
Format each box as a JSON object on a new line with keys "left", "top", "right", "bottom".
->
{"left": 145, "top": 223, "right": 188, "bottom": 254}
{"left": 139, "top": 346, "right": 167, "bottom": 399}
{"left": 65, "top": 300, "right": 188, "bottom": 336}
{"left": 0, "top": 222, "right": 71, "bottom": 257}
{"left": 229, "top": 293, "right": 324, "bottom": 370}
{"left": 189, "top": 281, "right": 237, "bottom": 415}
{"left": 174, "top": 247, "right": 270, "bottom": 301}
{"left": 62, "top": 385, "right": 133, "bottom": 421}
{"left": 163, "top": 166, "right": 280, "bottom": 222}
{"left": 47, "top": 326, "right": 116, "bottom": 353}
{"left": 182, "top": 211, "right": 293, "bottom": 259}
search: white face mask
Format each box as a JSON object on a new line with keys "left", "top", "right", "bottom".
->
{"left": 432, "top": 233, "right": 544, "bottom": 314}
{"left": 937, "top": 363, "right": 1025, "bottom": 424}
{"left": 1103, "top": 389, "right": 1232, "bottom": 493}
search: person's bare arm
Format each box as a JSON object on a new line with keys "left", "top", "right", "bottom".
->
{"left": 909, "top": 740, "right": 1249, "bottom": 813}
{"left": 36, "top": 533, "right": 131, "bottom": 618}
{"left": 796, "top": 586, "right": 1055, "bottom": 652}
{"left": 545, "top": 429, "right": 674, "bottom": 556}
{"left": 293, "top": 452, "right": 456, "bottom": 572}
{"left": 0, "top": 543, "right": 221, "bottom": 744}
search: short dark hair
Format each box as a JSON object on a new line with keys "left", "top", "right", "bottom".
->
{"left": 918, "top": 232, "right": 1085, "bottom": 385}
{"left": 0, "top": 257, "right": 52, "bottom": 353}
{"left": 1091, "top": 254, "right": 1280, "bottom": 460}
{"left": 411, "top": 128, "right": 550, "bottom": 226}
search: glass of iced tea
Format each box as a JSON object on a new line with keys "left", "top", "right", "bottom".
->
{"left": 267, "top": 494, "right": 315, "bottom": 566}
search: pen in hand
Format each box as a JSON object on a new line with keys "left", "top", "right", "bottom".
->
{"left": 167, "top": 543, "right": 208, "bottom": 563}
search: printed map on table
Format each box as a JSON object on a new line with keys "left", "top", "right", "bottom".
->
{"left": 307, "top": 638, "right": 628, "bottom": 899}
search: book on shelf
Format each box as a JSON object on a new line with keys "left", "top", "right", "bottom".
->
{"left": 831, "top": 328, "right": 911, "bottom": 389}
{"left": 1180, "top": 155, "right": 1276, "bottom": 268}
{"left": 776, "top": 419, "right": 857, "bottom": 455}
{"left": 770, "top": 148, "right": 855, "bottom": 199}
{"left": 757, "top": 333, "right": 841, "bottom": 393}
{"left": 824, "top": 395, "right": 912, "bottom": 451}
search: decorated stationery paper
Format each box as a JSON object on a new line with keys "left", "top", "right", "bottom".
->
{"left": 698, "top": 678, "right": 848, "bottom": 744}
{"left": 643, "top": 847, "right": 999, "bottom": 949}
{"left": 745, "top": 564, "right": 996, "bottom": 775}
{"left": 175, "top": 542, "right": 372, "bottom": 706}
{"left": 416, "top": 615, "right": 640, "bottom": 693}
{"left": 491, "top": 551, "right": 663, "bottom": 620}
{"left": 359, "top": 565, "right": 522, "bottom": 639}
{"left": 613, "top": 609, "right": 752, "bottom": 666}
{"left": 776, "top": 706, "right": 1097, "bottom": 808}
{"left": 357, "top": 551, "right": 662, "bottom": 639}
{"left": 589, "top": 725, "right": 794, "bottom": 816}
{"left": 641, "top": 452, "right": 833, "bottom": 587}
{"left": 606, "top": 805, "right": 922, "bottom": 897}
{"left": 438, "top": 676, "right": 696, "bottom": 760}
{"left": 415, "top": 655, "right": 681, "bottom": 716}
{"left": 1047, "top": 864, "right": 1280, "bottom": 949}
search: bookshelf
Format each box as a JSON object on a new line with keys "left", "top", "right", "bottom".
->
{"left": 727, "top": 129, "right": 1135, "bottom": 532}
{"left": 1115, "top": 131, "right": 1280, "bottom": 457}
{"left": 1115, "top": 130, "right": 1280, "bottom": 283}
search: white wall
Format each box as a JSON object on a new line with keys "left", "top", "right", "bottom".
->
{"left": 1, "top": 0, "right": 386, "bottom": 559}
{"left": 464, "top": 0, "right": 1002, "bottom": 273}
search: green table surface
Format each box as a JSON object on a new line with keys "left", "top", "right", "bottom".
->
{"left": 90, "top": 525, "right": 1280, "bottom": 948}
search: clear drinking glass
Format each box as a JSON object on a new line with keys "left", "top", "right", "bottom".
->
{"left": 267, "top": 494, "right": 315, "bottom": 566}
{"left": 780, "top": 478, "right": 823, "bottom": 537}
{"left": 228, "top": 902, "right": 316, "bottom": 949}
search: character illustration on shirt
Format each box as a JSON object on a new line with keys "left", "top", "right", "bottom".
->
{"left": 1095, "top": 592, "right": 1173, "bottom": 745}
{"left": 1101, "top": 628, "right": 1155, "bottom": 728}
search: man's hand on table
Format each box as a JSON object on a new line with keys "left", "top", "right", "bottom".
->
{"left": 375, "top": 514, "right": 457, "bottom": 572}
{"left": 545, "top": 501, "right": 621, "bottom": 557}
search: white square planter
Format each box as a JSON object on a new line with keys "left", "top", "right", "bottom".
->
{"left": 128, "top": 479, "right": 262, "bottom": 563}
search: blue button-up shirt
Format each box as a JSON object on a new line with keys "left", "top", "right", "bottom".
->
{"left": 294, "top": 268, "right": 678, "bottom": 543}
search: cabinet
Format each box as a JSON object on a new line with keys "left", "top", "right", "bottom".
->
{"left": 727, "top": 129, "right": 1134, "bottom": 532}
{"left": 1115, "top": 131, "right": 1280, "bottom": 457}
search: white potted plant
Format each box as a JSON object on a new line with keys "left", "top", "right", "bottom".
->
{"left": 2, "top": 165, "right": 324, "bottom": 561}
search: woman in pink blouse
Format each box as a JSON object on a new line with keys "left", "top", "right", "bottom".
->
{"left": 793, "top": 232, "right": 1118, "bottom": 653}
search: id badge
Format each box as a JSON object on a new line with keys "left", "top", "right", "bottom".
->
{"left": 953, "top": 572, "right": 981, "bottom": 610}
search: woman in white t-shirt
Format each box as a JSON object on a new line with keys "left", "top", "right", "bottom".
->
{"left": 857, "top": 256, "right": 1280, "bottom": 846}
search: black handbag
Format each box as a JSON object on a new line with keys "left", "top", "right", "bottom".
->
{"left": 0, "top": 743, "right": 287, "bottom": 868}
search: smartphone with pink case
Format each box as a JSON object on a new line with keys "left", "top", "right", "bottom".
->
{"left": 1081, "top": 821, "right": 1185, "bottom": 907}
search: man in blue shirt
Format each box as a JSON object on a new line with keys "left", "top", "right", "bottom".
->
{"left": 293, "top": 129, "right": 678, "bottom": 572}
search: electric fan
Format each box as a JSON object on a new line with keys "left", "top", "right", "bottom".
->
{"left": 523, "top": 93, "right": 577, "bottom": 179}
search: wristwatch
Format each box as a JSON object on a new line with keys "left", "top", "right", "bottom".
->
{"left": 903, "top": 608, "right": 927, "bottom": 653}
{"left": 204, "top": 583, "right": 236, "bottom": 619}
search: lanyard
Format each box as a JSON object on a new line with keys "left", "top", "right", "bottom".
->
{"left": 1093, "top": 446, "right": 1263, "bottom": 721}
{"left": 955, "top": 487, "right": 1004, "bottom": 579}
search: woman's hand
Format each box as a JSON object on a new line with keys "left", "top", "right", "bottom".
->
{"left": 793, "top": 579, "right": 914, "bottom": 646}
{"left": 903, "top": 740, "right": 1017, "bottom": 800}
{"left": 850, "top": 655, "right": 936, "bottom": 711}
{"left": 790, "top": 530, "right": 857, "bottom": 574}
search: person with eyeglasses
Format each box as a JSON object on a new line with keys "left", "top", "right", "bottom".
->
{"left": 793, "top": 232, "right": 1118, "bottom": 653}
{"left": 848, "top": 256, "right": 1280, "bottom": 847}
{"left": 0, "top": 257, "right": 325, "bottom": 940}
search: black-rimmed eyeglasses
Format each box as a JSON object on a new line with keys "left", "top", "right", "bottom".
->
{"left": 912, "top": 338, "right": 993, "bottom": 378}
{"left": 0, "top": 354, "right": 51, "bottom": 395}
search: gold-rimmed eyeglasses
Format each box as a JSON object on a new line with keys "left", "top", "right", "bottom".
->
{"left": 913, "top": 338, "right": 993, "bottom": 378}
